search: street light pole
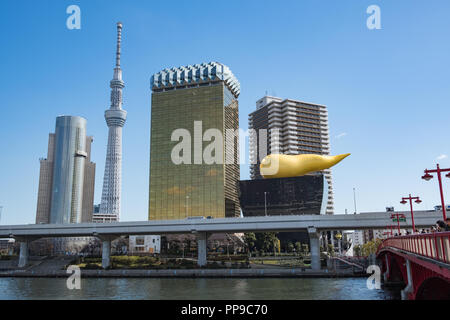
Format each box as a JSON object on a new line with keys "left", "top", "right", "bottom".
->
{"left": 394, "top": 213, "right": 402, "bottom": 236}
{"left": 437, "top": 167, "right": 446, "bottom": 219}
{"left": 422, "top": 163, "right": 450, "bottom": 220}
{"left": 396, "top": 214, "right": 401, "bottom": 235}
{"left": 390, "top": 213, "right": 403, "bottom": 235}
{"left": 335, "top": 232, "right": 342, "bottom": 256}
{"left": 264, "top": 192, "right": 269, "bottom": 216}
{"left": 400, "top": 194, "right": 421, "bottom": 233}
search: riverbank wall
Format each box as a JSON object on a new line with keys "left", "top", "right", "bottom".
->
{"left": 0, "top": 268, "right": 367, "bottom": 278}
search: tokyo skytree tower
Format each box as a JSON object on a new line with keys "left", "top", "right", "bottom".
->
{"left": 99, "top": 22, "right": 127, "bottom": 221}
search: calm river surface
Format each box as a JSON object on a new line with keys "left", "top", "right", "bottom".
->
{"left": 0, "top": 277, "right": 399, "bottom": 300}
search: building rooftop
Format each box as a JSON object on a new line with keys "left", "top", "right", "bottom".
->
{"left": 255, "top": 96, "right": 327, "bottom": 110}
{"left": 150, "top": 61, "right": 240, "bottom": 97}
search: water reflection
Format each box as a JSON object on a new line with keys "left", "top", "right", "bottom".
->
{"left": 0, "top": 278, "right": 397, "bottom": 300}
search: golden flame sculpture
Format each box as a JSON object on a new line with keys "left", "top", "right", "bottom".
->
{"left": 260, "top": 153, "right": 350, "bottom": 179}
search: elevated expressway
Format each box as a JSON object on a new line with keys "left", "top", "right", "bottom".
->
{"left": 0, "top": 210, "right": 443, "bottom": 269}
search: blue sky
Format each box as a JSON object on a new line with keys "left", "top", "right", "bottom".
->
{"left": 1, "top": 0, "right": 449, "bottom": 224}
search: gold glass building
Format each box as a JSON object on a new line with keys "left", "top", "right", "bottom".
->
{"left": 149, "top": 62, "right": 240, "bottom": 220}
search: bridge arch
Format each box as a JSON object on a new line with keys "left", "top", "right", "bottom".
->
{"left": 415, "top": 277, "right": 450, "bottom": 300}
{"left": 377, "top": 232, "right": 450, "bottom": 300}
{"left": 379, "top": 251, "right": 405, "bottom": 284}
{"left": 389, "top": 255, "right": 405, "bottom": 283}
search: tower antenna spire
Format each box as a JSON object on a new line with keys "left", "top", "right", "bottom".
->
{"left": 115, "top": 22, "right": 123, "bottom": 68}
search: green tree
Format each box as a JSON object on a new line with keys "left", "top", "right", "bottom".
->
{"left": 170, "top": 240, "right": 180, "bottom": 255}
{"left": 274, "top": 239, "right": 281, "bottom": 255}
{"left": 255, "top": 232, "right": 279, "bottom": 253}
{"left": 327, "top": 244, "right": 334, "bottom": 256}
{"left": 244, "top": 233, "right": 257, "bottom": 253}
{"left": 287, "top": 242, "right": 294, "bottom": 253}
{"left": 295, "top": 242, "right": 302, "bottom": 254}
{"left": 361, "top": 238, "right": 383, "bottom": 256}
{"left": 302, "top": 244, "right": 309, "bottom": 253}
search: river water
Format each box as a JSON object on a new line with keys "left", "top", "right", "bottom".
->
{"left": 0, "top": 277, "right": 399, "bottom": 300}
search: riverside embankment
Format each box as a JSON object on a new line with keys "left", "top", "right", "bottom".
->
{"left": 0, "top": 255, "right": 369, "bottom": 278}
{"left": 0, "top": 267, "right": 367, "bottom": 278}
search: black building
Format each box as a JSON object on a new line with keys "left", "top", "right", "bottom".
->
{"left": 239, "top": 174, "right": 327, "bottom": 217}
{"left": 238, "top": 174, "right": 328, "bottom": 245}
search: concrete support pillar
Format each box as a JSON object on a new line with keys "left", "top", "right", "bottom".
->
{"left": 383, "top": 254, "right": 390, "bottom": 283}
{"left": 326, "top": 257, "right": 334, "bottom": 271}
{"left": 101, "top": 239, "right": 111, "bottom": 269}
{"left": 401, "top": 259, "right": 414, "bottom": 300}
{"left": 322, "top": 232, "right": 328, "bottom": 249}
{"left": 197, "top": 232, "right": 208, "bottom": 267}
{"left": 18, "top": 241, "right": 29, "bottom": 268}
{"left": 308, "top": 227, "right": 321, "bottom": 271}
{"left": 330, "top": 230, "right": 335, "bottom": 249}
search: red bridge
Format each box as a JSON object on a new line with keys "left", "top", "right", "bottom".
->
{"left": 377, "top": 232, "right": 450, "bottom": 300}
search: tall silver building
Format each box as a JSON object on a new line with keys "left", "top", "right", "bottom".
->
{"left": 36, "top": 116, "right": 96, "bottom": 224}
{"left": 99, "top": 22, "right": 127, "bottom": 221}
{"left": 249, "top": 96, "right": 334, "bottom": 214}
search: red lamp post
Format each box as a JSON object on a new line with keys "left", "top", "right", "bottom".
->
{"left": 387, "top": 225, "right": 393, "bottom": 236}
{"left": 390, "top": 213, "right": 406, "bottom": 235}
{"left": 395, "top": 215, "right": 401, "bottom": 235}
{"left": 400, "top": 194, "right": 422, "bottom": 233}
{"left": 422, "top": 164, "right": 450, "bottom": 220}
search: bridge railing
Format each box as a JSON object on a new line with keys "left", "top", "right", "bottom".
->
{"left": 377, "top": 232, "right": 450, "bottom": 264}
